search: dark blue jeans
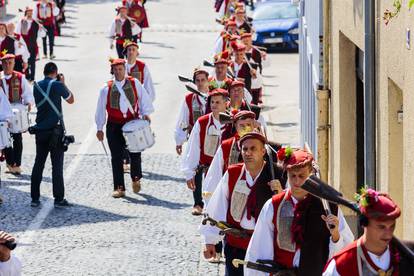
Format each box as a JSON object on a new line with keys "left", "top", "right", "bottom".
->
{"left": 4, "top": 133, "right": 23, "bottom": 167}
{"left": 193, "top": 169, "right": 204, "bottom": 208}
{"left": 31, "top": 126, "right": 65, "bottom": 202}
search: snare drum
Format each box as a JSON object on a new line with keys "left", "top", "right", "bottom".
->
{"left": 0, "top": 121, "right": 11, "bottom": 150}
{"left": 9, "top": 104, "right": 30, "bottom": 134}
{"left": 122, "top": 119, "right": 155, "bottom": 153}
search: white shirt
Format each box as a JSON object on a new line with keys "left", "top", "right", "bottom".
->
{"left": 0, "top": 255, "right": 22, "bottom": 276}
{"left": 0, "top": 86, "right": 12, "bottom": 121}
{"left": 1, "top": 73, "right": 34, "bottom": 105}
{"left": 323, "top": 247, "right": 391, "bottom": 276}
{"left": 15, "top": 19, "right": 47, "bottom": 39}
{"left": 33, "top": 2, "right": 60, "bottom": 21}
{"left": 126, "top": 62, "right": 156, "bottom": 102}
{"left": 199, "top": 165, "right": 264, "bottom": 245}
{"left": 213, "top": 35, "right": 225, "bottom": 56}
{"left": 174, "top": 94, "right": 206, "bottom": 146}
{"left": 203, "top": 145, "right": 225, "bottom": 202}
{"left": 95, "top": 77, "right": 154, "bottom": 131}
{"left": 0, "top": 37, "right": 29, "bottom": 63}
{"left": 181, "top": 113, "right": 222, "bottom": 180}
{"left": 109, "top": 18, "right": 141, "bottom": 46}
{"left": 244, "top": 190, "right": 355, "bottom": 276}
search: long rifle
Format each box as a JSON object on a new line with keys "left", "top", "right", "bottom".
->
{"left": 302, "top": 175, "right": 414, "bottom": 262}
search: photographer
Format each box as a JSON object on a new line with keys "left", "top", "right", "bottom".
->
{"left": 0, "top": 231, "right": 21, "bottom": 276}
{"left": 30, "top": 62, "right": 74, "bottom": 208}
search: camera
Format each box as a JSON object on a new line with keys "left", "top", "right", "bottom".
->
{"left": 62, "top": 135, "right": 75, "bottom": 148}
{"left": 57, "top": 73, "right": 64, "bottom": 82}
{"left": 4, "top": 240, "right": 17, "bottom": 250}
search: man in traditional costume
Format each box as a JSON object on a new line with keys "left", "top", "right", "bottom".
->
{"left": 95, "top": 59, "right": 154, "bottom": 198}
{"left": 181, "top": 88, "right": 229, "bottom": 215}
{"left": 124, "top": 41, "right": 155, "bottom": 102}
{"left": 109, "top": 6, "right": 141, "bottom": 58}
{"left": 323, "top": 188, "right": 413, "bottom": 276}
{"left": 16, "top": 7, "right": 47, "bottom": 81}
{"left": 244, "top": 148, "right": 354, "bottom": 276}
{"left": 1, "top": 54, "right": 34, "bottom": 175}
{"left": 200, "top": 131, "right": 285, "bottom": 275}
{"left": 174, "top": 68, "right": 209, "bottom": 156}
{"left": 33, "top": 0, "right": 60, "bottom": 59}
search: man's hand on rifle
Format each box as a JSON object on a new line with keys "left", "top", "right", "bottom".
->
{"left": 203, "top": 244, "right": 216, "bottom": 259}
{"left": 268, "top": 180, "right": 282, "bottom": 194}
{"left": 321, "top": 214, "right": 340, "bottom": 242}
{"left": 186, "top": 178, "right": 195, "bottom": 191}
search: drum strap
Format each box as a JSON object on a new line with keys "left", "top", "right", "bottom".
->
{"left": 34, "top": 80, "right": 66, "bottom": 132}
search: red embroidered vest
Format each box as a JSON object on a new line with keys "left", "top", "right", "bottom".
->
{"left": 128, "top": 60, "right": 145, "bottom": 83}
{"left": 36, "top": 2, "right": 54, "bottom": 27}
{"left": 2, "top": 71, "right": 23, "bottom": 103}
{"left": 225, "top": 164, "right": 255, "bottom": 250}
{"left": 106, "top": 77, "right": 139, "bottom": 124}
{"left": 185, "top": 93, "right": 204, "bottom": 128}
{"left": 198, "top": 114, "right": 221, "bottom": 166}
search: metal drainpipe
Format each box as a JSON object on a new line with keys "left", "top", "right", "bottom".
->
{"left": 316, "top": 0, "right": 331, "bottom": 182}
{"left": 364, "top": 0, "right": 377, "bottom": 188}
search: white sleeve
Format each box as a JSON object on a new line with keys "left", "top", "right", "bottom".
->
{"left": 135, "top": 79, "right": 154, "bottom": 116}
{"left": 0, "top": 88, "right": 12, "bottom": 121}
{"left": 53, "top": 6, "right": 60, "bottom": 17}
{"left": 213, "top": 37, "right": 224, "bottom": 55}
{"left": 14, "top": 40, "right": 29, "bottom": 63}
{"left": 203, "top": 146, "right": 224, "bottom": 199}
{"left": 15, "top": 21, "right": 22, "bottom": 35}
{"left": 244, "top": 199, "right": 275, "bottom": 276}
{"left": 174, "top": 100, "right": 190, "bottom": 146}
{"left": 131, "top": 21, "right": 141, "bottom": 35}
{"left": 181, "top": 121, "right": 201, "bottom": 180}
{"left": 33, "top": 7, "right": 39, "bottom": 21}
{"left": 21, "top": 76, "right": 34, "bottom": 105}
{"left": 218, "top": 1, "right": 225, "bottom": 18}
{"left": 328, "top": 208, "right": 355, "bottom": 258}
{"left": 143, "top": 65, "right": 155, "bottom": 102}
{"left": 244, "top": 88, "right": 253, "bottom": 104}
{"left": 109, "top": 21, "right": 116, "bottom": 46}
{"left": 199, "top": 172, "right": 230, "bottom": 245}
{"left": 95, "top": 86, "right": 108, "bottom": 131}
{"left": 322, "top": 260, "right": 341, "bottom": 276}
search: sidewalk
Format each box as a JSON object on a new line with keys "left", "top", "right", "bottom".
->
{"left": 261, "top": 52, "right": 300, "bottom": 146}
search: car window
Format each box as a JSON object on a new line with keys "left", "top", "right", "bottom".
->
{"left": 253, "top": 3, "right": 299, "bottom": 20}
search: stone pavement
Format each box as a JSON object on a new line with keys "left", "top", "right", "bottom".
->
{"left": 0, "top": 0, "right": 299, "bottom": 275}
{"left": 1, "top": 154, "right": 224, "bottom": 275}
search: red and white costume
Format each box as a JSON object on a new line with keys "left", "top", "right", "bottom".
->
{"left": 33, "top": 1, "right": 60, "bottom": 28}
{"left": 16, "top": 17, "right": 47, "bottom": 56}
{"left": 108, "top": 17, "right": 140, "bottom": 47}
{"left": 203, "top": 135, "right": 240, "bottom": 199}
{"left": 181, "top": 112, "right": 223, "bottom": 180}
{"left": 126, "top": 60, "right": 155, "bottom": 102}
{"left": 95, "top": 76, "right": 154, "bottom": 130}
{"left": 122, "top": 0, "right": 149, "bottom": 28}
{"left": 323, "top": 238, "right": 398, "bottom": 276}
{"left": 1, "top": 70, "right": 34, "bottom": 105}
{"left": 244, "top": 189, "right": 354, "bottom": 276}
{"left": 174, "top": 93, "right": 207, "bottom": 146}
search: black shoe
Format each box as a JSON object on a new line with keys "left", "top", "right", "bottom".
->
{"left": 31, "top": 200, "right": 41, "bottom": 207}
{"left": 54, "top": 199, "right": 72, "bottom": 208}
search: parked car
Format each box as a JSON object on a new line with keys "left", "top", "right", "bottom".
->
{"left": 252, "top": 0, "right": 299, "bottom": 50}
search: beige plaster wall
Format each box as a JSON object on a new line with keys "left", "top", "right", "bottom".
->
{"left": 329, "top": 0, "right": 414, "bottom": 239}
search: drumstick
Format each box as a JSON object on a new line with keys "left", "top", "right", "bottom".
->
{"left": 101, "top": 141, "right": 108, "bottom": 156}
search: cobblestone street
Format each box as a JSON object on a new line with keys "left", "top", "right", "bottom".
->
{"left": 2, "top": 154, "right": 225, "bottom": 275}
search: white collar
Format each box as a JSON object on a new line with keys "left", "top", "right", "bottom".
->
{"left": 4, "top": 74, "right": 12, "bottom": 80}
{"left": 114, "top": 79, "right": 126, "bottom": 87}
{"left": 367, "top": 247, "right": 391, "bottom": 271}
{"left": 245, "top": 164, "right": 265, "bottom": 187}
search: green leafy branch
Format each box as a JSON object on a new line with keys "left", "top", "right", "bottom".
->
{"left": 384, "top": 0, "right": 414, "bottom": 25}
